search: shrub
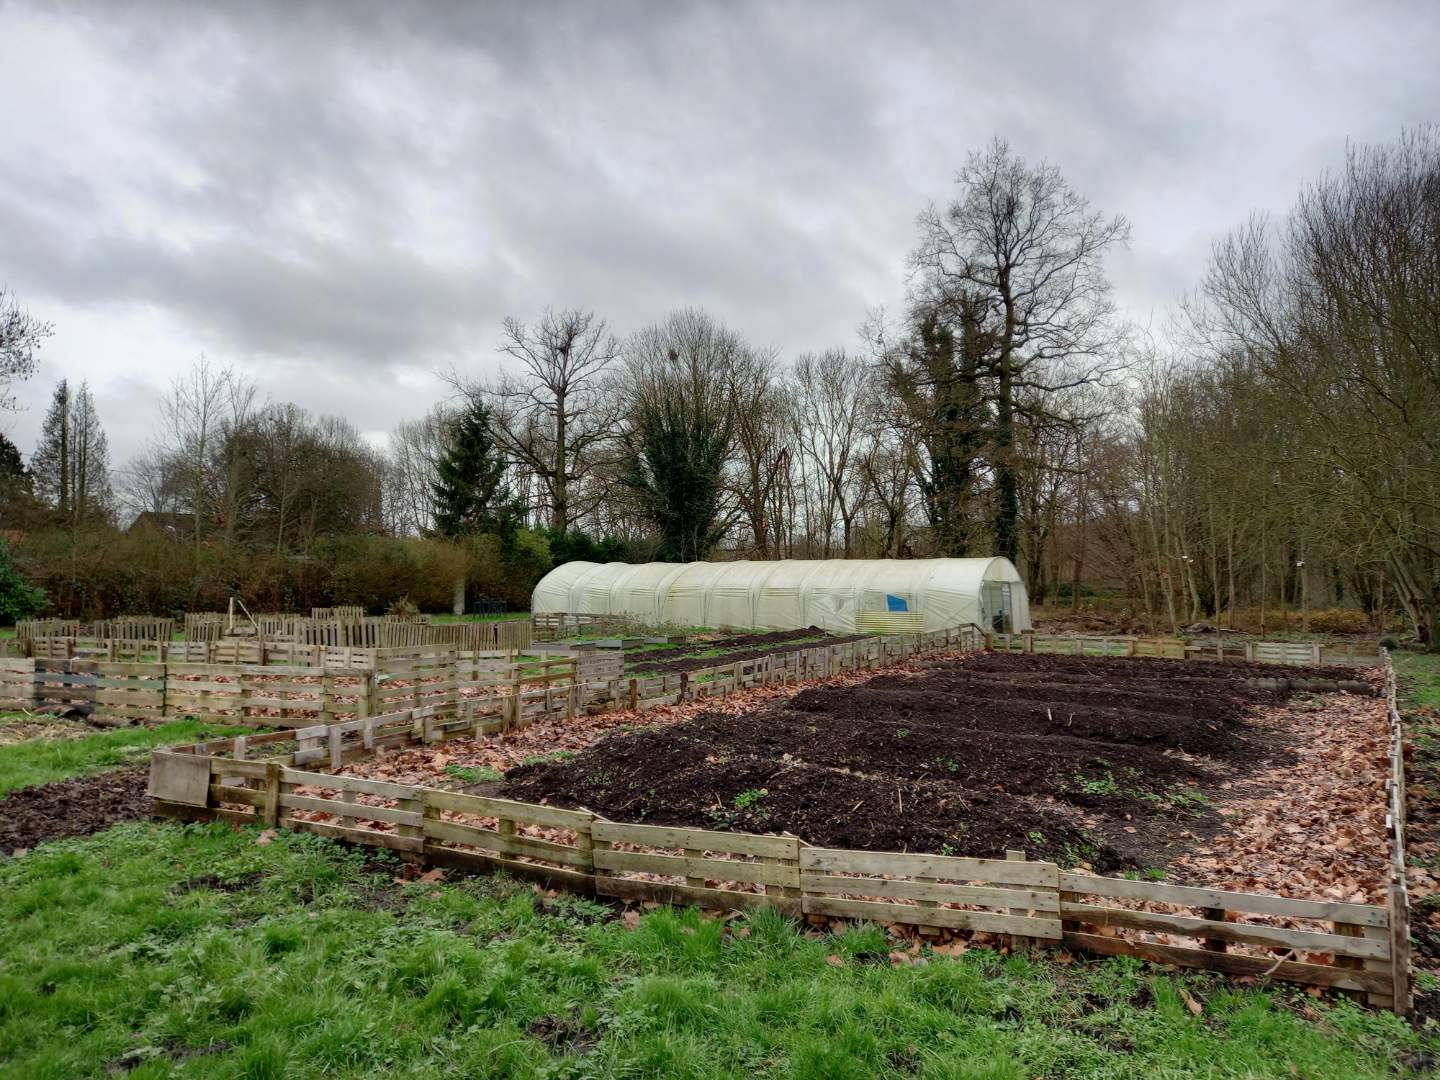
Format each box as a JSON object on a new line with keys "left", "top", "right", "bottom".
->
{"left": 0, "top": 538, "right": 45, "bottom": 624}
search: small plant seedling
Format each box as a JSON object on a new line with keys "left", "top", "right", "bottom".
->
{"left": 1074, "top": 771, "right": 1119, "bottom": 796}
{"left": 521, "top": 749, "right": 577, "bottom": 767}
{"left": 896, "top": 727, "right": 909, "bottom": 738}
{"left": 733, "top": 788, "right": 768, "bottom": 810}
{"left": 444, "top": 763, "right": 504, "bottom": 784}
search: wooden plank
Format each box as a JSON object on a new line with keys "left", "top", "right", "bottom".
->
{"left": 1058, "top": 873, "right": 1389, "bottom": 928}
{"left": 802, "top": 895, "right": 1062, "bottom": 940}
{"left": 211, "top": 758, "right": 271, "bottom": 781}
{"left": 1064, "top": 932, "right": 1392, "bottom": 994}
{"left": 277, "top": 767, "right": 421, "bottom": 800}
{"left": 422, "top": 842, "right": 595, "bottom": 891}
{"left": 595, "top": 849, "right": 798, "bottom": 888}
{"left": 148, "top": 751, "right": 212, "bottom": 806}
{"left": 424, "top": 788, "right": 595, "bottom": 830}
{"left": 803, "top": 847, "right": 1058, "bottom": 888}
{"left": 1061, "top": 902, "right": 1389, "bottom": 960}
{"left": 800, "top": 872, "right": 1059, "bottom": 912}
{"left": 1391, "top": 884, "right": 1413, "bottom": 1015}
{"left": 210, "top": 783, "right": 267, "bottom": 808}
{"left": 425, "top": 817, "right": 592, "bottom": 868}
{"left": 278, "top": 792, "right": 423, "bottom": 827}
{"left": 598, "top": 874, "right": 800, "bottom": 915}
{"left": 591, "top": 820, "right": 799, "bottom": 859}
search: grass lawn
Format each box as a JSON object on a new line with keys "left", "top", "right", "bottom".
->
{"left": 1, "top": 823, "right": 1434, "bottom": 1080}
{"left": 0, "top": 720, "right": 253, "bottom": 795}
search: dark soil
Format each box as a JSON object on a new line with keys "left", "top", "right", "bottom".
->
{"left": 0, "top": 768, "right": 151, "bottom": 854}
{"left": 627, "top": 628, "right": 871, "bottom": 675}
{"left": 504, "top": 653, "right": 1324, "bottom": 871}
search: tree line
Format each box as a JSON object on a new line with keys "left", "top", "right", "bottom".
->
{"left": 1, "top": 131, "right": 1436, "bottom": 646}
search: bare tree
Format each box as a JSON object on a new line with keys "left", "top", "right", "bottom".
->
{"left": 0, "top": 286, "right": 51, "bottom": 411}
{"left": 160, "top": 356, "right": 238, "bottom": 546}
{"left": 384, "top": 404, "right": 453, "bottom": 538}
{"left": 727, "top": 344, "right": 787, "bottom": 555}
{"left": 467, "top": 308, "right": 621, "bottom": 535}
{"left": 910, "top": 139, "right": 1130, "bottom": 561}
{"left": 792, "top": 349, "right": 871, "bottom": 556}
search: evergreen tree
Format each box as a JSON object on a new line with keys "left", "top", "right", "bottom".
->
{"left": 0, "top": 432, "right": 24, "bottom": 485}
{"left": 430, "top": 400, "right": 513, "bottom": 539}
{"left": 29, "top": 378, "right": 112, "bottom": 528}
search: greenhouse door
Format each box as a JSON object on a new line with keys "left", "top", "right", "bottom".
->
{"left": 980, "top": 582, "right": 1013, "bottom": 633}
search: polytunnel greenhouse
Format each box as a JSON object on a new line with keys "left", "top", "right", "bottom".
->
{"left": 530, "top": 558, "right": 1031, "bottom": 635}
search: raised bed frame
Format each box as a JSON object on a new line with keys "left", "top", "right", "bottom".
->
{"left": 141, "top": 631, "right": 1411, "bottom": 1013}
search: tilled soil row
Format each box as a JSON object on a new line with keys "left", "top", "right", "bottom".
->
{"left": 504, "top": 652, "right": 1332, "bottom": 870}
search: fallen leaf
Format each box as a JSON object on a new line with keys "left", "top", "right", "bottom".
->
{"left": 255, "top": 829, "right": 278, "bottom": 845}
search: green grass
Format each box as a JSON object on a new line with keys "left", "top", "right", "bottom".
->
{"left": 0, "top": 720, "right": 252, "bottom": 795}
{"left": 0, "top": 823, "right": 1433, "bottom": 1079}
{"left": 1393, "top": 650, "right": 1440, "bottom": 711}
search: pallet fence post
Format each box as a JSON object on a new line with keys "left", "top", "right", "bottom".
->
{"left": 1390, "top": 883, "right": 1412, "bottom": 1015}
{"left": 1005, "top": 849, "right": 1035, "bottom": 951}
{"left": 261, "top": 762, "right": 281, "bottom": 826}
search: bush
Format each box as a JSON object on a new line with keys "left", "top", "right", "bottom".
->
{"left": 1306, "top": 608, "right": 1372, "bottom": 634}
{"left": 0, "top": 538, "right": 45, "bottom": 624}
{"left": 11, "top": 526, "right": 559, "bottom": 618}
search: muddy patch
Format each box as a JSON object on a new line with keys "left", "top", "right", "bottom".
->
{"left": 1, "top": 768, "right": 151, "bottom": 855}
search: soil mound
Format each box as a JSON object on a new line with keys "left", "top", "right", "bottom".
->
{"left": 1, "top": 768, "right": 151, "bottom": 854}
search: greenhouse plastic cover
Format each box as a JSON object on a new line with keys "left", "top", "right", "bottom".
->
{"left": 531, "top": 558, "right": 1031, "bottom": 634}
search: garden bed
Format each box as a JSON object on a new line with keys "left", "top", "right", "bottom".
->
{"left": 505, "top": 653, "right": 1386, "bottom": 881}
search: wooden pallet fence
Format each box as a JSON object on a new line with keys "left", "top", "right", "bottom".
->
{"left": 311, "top": 606, "right": 365, "bottom": 621}
{"left": 33, "top": 660, "right": 97, "bottom": 714}
{"left": 14, "top": 619, "right": 79, "bottom": 643}
{"left": 799, "top": 847, "right": 1063, "bottom": 943}
{"left": 986, "top": 632, "right": 1382, "bottom": 667}
{"left": 373, "top": 646, "right": 460, "bottom": 716}
{"left": 1056, "top": 872, "right": 1401, "bottom": 1007}
{"left": 592, "top": 820, "right": 802, "bottom": 914}
{"left": 0, "top": 658, "right": 36, "bottom": 709}
{"left": 93, "top": 662, "right": 168, "bottom": 724}
{"left": 90, "top": 617, "right": 175, "bottom": 642}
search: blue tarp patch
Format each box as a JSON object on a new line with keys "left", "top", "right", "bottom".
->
{"left": 886, "top": 594, "right": 908, "bottom": 612}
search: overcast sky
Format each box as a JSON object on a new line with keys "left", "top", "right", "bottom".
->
{"left": 2, "top": 0, "right": 1437, "bottom": 467}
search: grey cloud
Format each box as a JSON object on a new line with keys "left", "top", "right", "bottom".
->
{"left": 2, "top": 0, "right": 1439, "bottom": 465}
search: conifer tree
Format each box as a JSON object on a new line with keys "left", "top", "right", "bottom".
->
{"left": 430, "top": 399, "right": 512, "bottom": 538}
